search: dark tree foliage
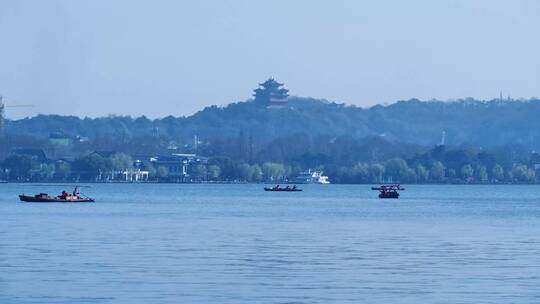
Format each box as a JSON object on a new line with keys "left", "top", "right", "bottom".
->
{"left": 7, "top": 97, "right": 540, "bottom": 149}
{"left": 3, "top": 97, "right": 540, "bottom": 183}
{"left": 2, "top": 155, "right": 38, "bottom": 180}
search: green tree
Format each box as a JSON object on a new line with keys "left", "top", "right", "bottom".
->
{"left": 238, "top": 163, "right": 254, "bottom": 181}
{"left": 505, "top": 170, "right": 514, "bottom": 182}
{"left": 156, "top": 166, "right": 169, "bottom": 179}
{"left": 73, "top": 154, "right": 110, "bottom": 180}
{"left": 385, "top": 158, "right": 409, "bottom": 182}
{"left": 429, "top": 161, "right": 445, "bottom": 182}
{"left": 109, "top": 153, "right": 133, "bottom": 171}
{"left": 208, "top": 157, "right": 235, "bottom": 180}
{"left": 207, "top": 165, "right": 221, "bottom": 180}
{"left": 146, "top": 163, "right": 157, "bottom": 179}
{"left": 37, "top": 163, "right": 55, "bottom": 180}
{"left": 369, "top": 163, "right": 385, "bottom": 183}
{"left": 447, "top": 168, "right": 457, "bottom": 179}
{"left": 262, "top": 162, "right": 286, "bottom": 181}
{"left": 351, "top": 163, "right": 370, "bottom": 183}
{"left": 251, "top": 164, "right": 263, "bottom": 182}
{"left": 512, "top": 164, "right": 535, "bottom": 183}
{"left": 460, "top": 164, "right": 474, "bottom": 180}
{"left": 405, "top": 168, "right": 417, "bottom": 183}
{"left": 191, "top": 164, "right": 207, "bottom": 181}
{"left": 477, "top": 166, "right": 488, "bottom": 183}
{"left": 415, "top": 164, "right": 429, "bottom": 183}
{"left": 491, "top": 164, "right": 504, "bottom": 182}
{"left": 2, "top": 155, "right": 39, "bottom": 180}
{"left": 55, "top": 161, "right": 72, "bottom": 180}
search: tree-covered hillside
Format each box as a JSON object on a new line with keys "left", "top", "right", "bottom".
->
{"left": 4, "top": 97, "right": 540, "bottom": 183}
{"left": 6, "top": 97, "right": 540, "bottom": 149}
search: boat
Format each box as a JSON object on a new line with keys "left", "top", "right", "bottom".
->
{"left": 19, "top": 187, "right": 95, "bottom": 203}
{"left": 264, "top": 185, "right": 302, "bottom": 192}
{"left": 291, "top": 169, "right": 330, "bottom": 184}
{"left": 372, "top": 184, "right": 404, "bottom": 199}
{"left": 19, "top": 194, "right": 95, "bottom": 203}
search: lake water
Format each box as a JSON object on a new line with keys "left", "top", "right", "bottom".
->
{"left": 1, "top": 184, "right": 539, "bottom": 303}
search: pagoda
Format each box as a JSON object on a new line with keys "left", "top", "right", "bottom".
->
{"left": 253, "top": 78, "right": 289, "bottom": 108}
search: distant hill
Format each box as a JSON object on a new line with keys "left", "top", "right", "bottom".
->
{"left": 6, "top": 97, "right": 540, "bottom": 149}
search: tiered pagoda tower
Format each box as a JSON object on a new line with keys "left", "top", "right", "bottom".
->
{"left": 253, "top": 78, "right": 289, "bottom": 108}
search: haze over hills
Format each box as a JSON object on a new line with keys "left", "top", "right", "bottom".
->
{"left": 6, "top": 96, "right": 540, "bottom": 150}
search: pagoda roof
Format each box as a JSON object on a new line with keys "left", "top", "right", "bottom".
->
{"left": 259, "top": 78, "right": 284, "bottom": 87}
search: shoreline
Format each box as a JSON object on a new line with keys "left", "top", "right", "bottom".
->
{"left": 1, "top": 180, "right": 535, "bottom": 186}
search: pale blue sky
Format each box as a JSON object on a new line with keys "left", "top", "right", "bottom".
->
{"left": 1, "top": 0, "right": 539, "bottom": 118}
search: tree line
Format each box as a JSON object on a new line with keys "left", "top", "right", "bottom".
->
{"left": 0, "top": 152, "right": 300, "bottom": 183}
{"left": 1, "top": 145, "right": 539, "bottom": 183}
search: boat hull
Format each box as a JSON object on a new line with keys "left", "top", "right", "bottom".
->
{"left": 264, "top": 188, "right": 302, "bottom": 192}
{"left": 378, "top": 192, "right": 399, "bottom": 199}
{"left": 19, "top": 195, "right": 95, "bottom": 203}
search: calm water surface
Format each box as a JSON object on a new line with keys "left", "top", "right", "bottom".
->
{"left": 1, "top": 184, "right": 539, "bottom": 303}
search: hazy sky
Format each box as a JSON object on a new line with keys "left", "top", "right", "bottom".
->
{"left": 1, "top": 0, "right": 539, "bottom": 118}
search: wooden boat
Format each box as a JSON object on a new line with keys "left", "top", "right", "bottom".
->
{"left": 378, "top": 191, "right": 399, "bottom": 199}
{"left": 19, "top": 187, "right": 95, "bottom": 203}
{"left": 19, "top": 194, "right": 95, "bottom": 203}
{"left": 264, "top": 186, "right": 302, "bottom": 192}
{"left": 372, "top": 184, "right": 404, "bottom": 199}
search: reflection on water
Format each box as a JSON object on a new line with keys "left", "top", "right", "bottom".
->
{"left": 0, "top": 184, "right": 539, "bottom": 303}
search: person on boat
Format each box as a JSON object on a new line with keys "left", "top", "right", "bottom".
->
{"left": 60, "top": 191, "right": 68, "bottom": 199}
{"left": 285, "top": 186, "right": 291, "bottom": 190}
{"left": 72, "top": 187, "right": 80, "bottom": 198}
{"left": 292, "top": 185, "right": 297, "bottom": 190}
{"left": 274, "top": 185, "right": 280, "bottom": 190}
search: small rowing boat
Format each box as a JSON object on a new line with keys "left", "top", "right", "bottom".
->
{"left": 264, "top": 185, "right": 302, "bottom": 192}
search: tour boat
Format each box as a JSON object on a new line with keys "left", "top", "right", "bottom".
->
{"left": 372, "top": 184, "right": 404, "bottom": 199}
{"left": 291, "top": 170, "right": 330, "bottom": 184}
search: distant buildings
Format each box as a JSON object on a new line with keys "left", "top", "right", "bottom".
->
{"left": 253, "top": 78, "right": 289, "bottom": 109}
{"left": 48, "top": 133, "right": 73, "bottom": 146}
{"left": 150, "top": 153, "right": 208, "bottom": 182}
{"left": 117, "top": 167, "right": 149, "bottom": 182}
{"left": 2, "top": 145, "right": 211, "bottom": 182}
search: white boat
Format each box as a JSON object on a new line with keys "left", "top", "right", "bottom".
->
{"left": 292, "top": 169, "right": 330, "bottom": 184}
